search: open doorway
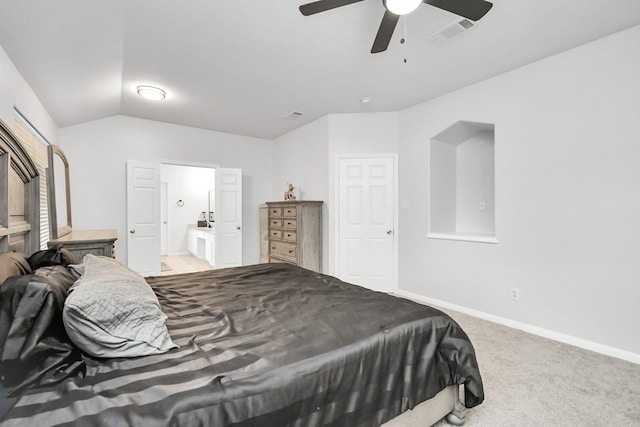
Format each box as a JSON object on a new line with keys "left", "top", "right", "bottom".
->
{"left": 160, "top": 163, "right": 216, "bottom": 275}
{"left": 160, "top": 164, "right": 215, "bottom": 255}
{"left": 127, "top": 161, "right": 242, "bottom": 276}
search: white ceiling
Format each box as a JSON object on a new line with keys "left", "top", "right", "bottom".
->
{"left": 1, "top": 0, "right": 639, "bottom": 139}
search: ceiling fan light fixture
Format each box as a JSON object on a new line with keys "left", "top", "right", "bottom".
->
{"left": 384, "top": 0, "right": 422, "bottom": 16}
{"left": 136, "top": 85, "right": 166, "bottom": 100}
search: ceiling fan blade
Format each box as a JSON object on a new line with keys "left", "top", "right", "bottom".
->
{"left": 371, "top": 10, "right": 400, "bottom": 53}
{"left": 425, "top": 0, "right": 493, "bottom": 21}
{"left": 299, "top": 0, "right": 365, "bottom": 16}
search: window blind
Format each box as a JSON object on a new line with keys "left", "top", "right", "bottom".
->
{"left": 12, "top": 111, "right": 50, "bottom": 250}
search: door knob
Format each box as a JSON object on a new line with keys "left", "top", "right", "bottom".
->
{"left": 129, "top": 229, "right": 136, "bottom": 234}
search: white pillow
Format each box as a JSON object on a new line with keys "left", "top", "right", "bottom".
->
{"left": 63, "top": 255, "right": 176, "bottom": 358}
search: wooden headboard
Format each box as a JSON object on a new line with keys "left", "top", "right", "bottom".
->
{"left": 0, "top": 118, "right": 40, "bottom": 255}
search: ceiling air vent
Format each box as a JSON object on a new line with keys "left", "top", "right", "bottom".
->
{"left": 428, "top": 19, "right": 476, "bottom": 44}
{"left": 283, "top": 111, "right": 304, "bottom": 120}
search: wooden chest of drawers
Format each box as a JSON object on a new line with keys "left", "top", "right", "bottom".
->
{"left": 265, "top": 201, "right": 322, "bottom": 272}
{"left": 48, "top": 229, "right": 117, "bottom": 260}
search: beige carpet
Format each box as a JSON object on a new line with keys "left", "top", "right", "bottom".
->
{"left": 413, "top": 308, "right": 640, "bottom": 426}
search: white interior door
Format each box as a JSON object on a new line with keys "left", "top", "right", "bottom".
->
{"left": 160, "top": 182, "right": 168, "bottom": 256}
{"left": 127, "top": 160, "right": 161, "bottom": 276}
{"left": 214, "top": 168, "right": 242, "bottom": 268}
{"left": 338, "top": 156, "right": 396, "bottom": 293}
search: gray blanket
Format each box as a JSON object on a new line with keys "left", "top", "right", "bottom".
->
{"left": 1, "top": 263, "right": 483, "bottom": 427}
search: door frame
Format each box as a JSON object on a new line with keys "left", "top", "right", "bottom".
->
{"left": 334, "top": 153, "right": 399, "bottom": 292}
{"left": 127, "top": 159, "right": 220, "bottom": 271}
{"left": 160, "top": 181, "right": 168, "bottom": 256}
{"left": 158, "top": 161, "right": 243, "bottom": 268}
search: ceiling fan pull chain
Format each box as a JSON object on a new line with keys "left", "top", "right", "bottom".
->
{"left": 402, "top": 16, "right": 408, "bottom": 63}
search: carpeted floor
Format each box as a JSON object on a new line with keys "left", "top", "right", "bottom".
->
{"left": 413, "top": 309, "right": 640, "bottom": 426}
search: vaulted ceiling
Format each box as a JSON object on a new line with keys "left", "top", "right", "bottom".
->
{"left": 1, "top": 0, "right": 639, "bottom": 139}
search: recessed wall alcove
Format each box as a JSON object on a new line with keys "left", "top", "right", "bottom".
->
{"left": 428, "top": 120, "right": 497, "bottom": 243}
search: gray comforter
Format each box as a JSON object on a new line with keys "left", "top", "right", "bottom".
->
{"left": 1, "top": 263, "right": 483, "bottom": 426}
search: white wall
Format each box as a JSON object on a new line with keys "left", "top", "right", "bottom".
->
{"left": 272, "top": 116, "right": 330, "bottom": 270}
{"left": 455, "top": 131, "right": 495, "bottom": 235}
{"left": 161, "top": 164, "right": 215, "bottom": 255}
{"left": 59, "top": 115, "right": 272, "bottom": 265}
{"left": 272, "top": 112, "right": 399, "bottom": 273}
{"left": 0, "top": 45, "right": 58, "bottom": 144}
{"left": 399, "top": 25, "right": 640, "bottom": 359}
{"left": 272, "top": 115, "right": 329, "bottom": 202}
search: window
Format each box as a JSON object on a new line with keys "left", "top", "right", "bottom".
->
{"left": 428, "top": 121, "right": 497, "bottom": 243}
{"left": 13, "top": 109, "right": 50, "bottom": 249}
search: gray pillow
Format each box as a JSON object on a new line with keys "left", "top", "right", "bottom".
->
{"left": 0, "top": 252, "right": 32, "bottom": 285}
{"left": 63, "top": 255, "right": 176, "bottom": 358}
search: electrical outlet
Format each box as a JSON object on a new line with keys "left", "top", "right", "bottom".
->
{"left": 510, "top": 288, "right": 520, "bottom": 301}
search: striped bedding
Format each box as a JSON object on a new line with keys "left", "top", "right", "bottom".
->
{"left": 0, "top": 263, "right": 483, "bottom": 427}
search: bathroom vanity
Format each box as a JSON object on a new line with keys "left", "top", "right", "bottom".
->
{"left": 187, "top": 225, "right": 215, "bottom": 266}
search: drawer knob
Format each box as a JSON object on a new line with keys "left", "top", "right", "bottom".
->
{"left": 129, "top": 229, "right": 136, "bottom": 234}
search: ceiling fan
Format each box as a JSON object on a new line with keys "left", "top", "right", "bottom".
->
{"left": 299, "top": 0, "right": 493, "bottom": 53}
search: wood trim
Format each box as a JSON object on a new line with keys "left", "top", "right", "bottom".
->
{"left": 47, "top": 144, "right": 72, "bottom": 239}
{"left": 0, "top": 120, "right": 38, "bottom": 182}
{"left": 0, "top": 118, "right": 40, "bottom": 255}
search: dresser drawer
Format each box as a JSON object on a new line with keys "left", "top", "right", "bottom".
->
{"left": 270, "top": 229, "right": 283, "bottom": 239}
{"left": 269, "top": 207, "right": 283, "bottom": 217}
{"left": 270, "top": 219, "right": 283, "bottom": 228}
{"left": 270, "top": 241, "right": 297, "bottom": 261}
{"left": 282, "top": 206, "right": 297, "bottom": 217}
{"left": 282, "top": 230, "right": 296, "bottom": 242}
{"left": 282, "top": 219, "right": 297, "bottom": 230}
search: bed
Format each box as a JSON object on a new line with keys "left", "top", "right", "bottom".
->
{"left": 0, "top": 118, "right": 483, "bottom": 426}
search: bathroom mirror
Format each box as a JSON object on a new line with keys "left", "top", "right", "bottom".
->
{"left": 47, "top": 145, "right": 72, "bottom": 239}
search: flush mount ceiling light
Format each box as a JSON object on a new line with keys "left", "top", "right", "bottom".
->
{"left": 136, "top": 85, "right": 166, "bottom": 100}
{"left": 384, "top": 0, "right": 422, "bottom": 15}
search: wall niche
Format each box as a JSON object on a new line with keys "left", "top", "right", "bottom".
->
{"left": 428, "top": 121, "right": 497, "bottom": 243}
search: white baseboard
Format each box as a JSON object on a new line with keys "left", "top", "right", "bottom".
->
{"left": 394, "top": 289, "right": 640, "bottom": 365}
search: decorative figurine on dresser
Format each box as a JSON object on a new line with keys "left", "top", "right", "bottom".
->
{"left": 265, "top": 200, "right": 322, "bottom": 272}
{"left": 46, "top": 145, "right": 117, "bottom": 259}
{"left": 284, "top": 183, "right": 297, "bottom": 201}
